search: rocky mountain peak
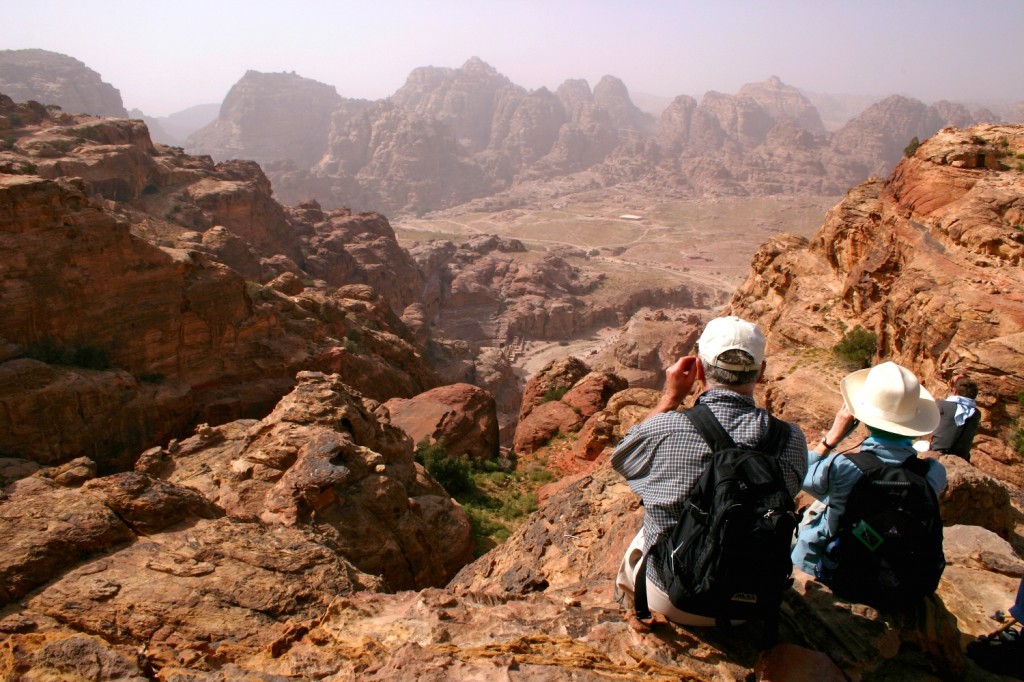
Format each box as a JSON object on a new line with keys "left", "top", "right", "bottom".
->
{"left": 737, "top": 75, "right": 826, "bottom": 135}
{"left": 0, "top": 48, "right": 127, "bottom": 117}
{"left": 187, "top": 70, "right": 341, "bottom": 167}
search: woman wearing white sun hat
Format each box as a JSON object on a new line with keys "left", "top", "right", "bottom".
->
{"left": 791, "top": 361, "right": 946, "bottom": 577}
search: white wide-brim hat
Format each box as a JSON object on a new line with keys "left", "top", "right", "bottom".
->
{"left": 839, "top": 361, "right": 939, "bottom": 437}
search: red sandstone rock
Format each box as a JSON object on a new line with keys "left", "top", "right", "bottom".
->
{"left": 162, "top": 371, "right": 473, "bottom": 590}
{"left": 561, "top": 371, "right": 629, "bottom": 420}
{"left": 728, "top": 124, "right": 1024, "bottom": 488}
{"left": 518, "top": 356, "right": 590, "bottom": 422}
{"left": 382, "top": 383, "right": 499, "bottom": 464}
{"left": 512, "top": 400, "right": 583, "bottom": 456}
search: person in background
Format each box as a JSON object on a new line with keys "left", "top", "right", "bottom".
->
{"left": 929, "top": 375, "right": 981, "bottom": 461}
{"left": 792, "top": 361, "right": 946, "bottom": 579}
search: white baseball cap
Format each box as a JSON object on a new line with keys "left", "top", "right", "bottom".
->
{"left": 697, "top": 316, "right": 765, "bottom": 371}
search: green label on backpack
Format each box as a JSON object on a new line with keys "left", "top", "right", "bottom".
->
{"left": 852, "top": 520, "right": 884, "bottom": 551}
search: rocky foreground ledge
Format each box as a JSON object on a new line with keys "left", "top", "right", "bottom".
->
{"left": 1, "top": 372, "right": 1020, "bottom": 680}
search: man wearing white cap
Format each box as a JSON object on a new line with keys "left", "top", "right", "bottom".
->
{"left": 612, "top": 315, "right": 808, "bottom": 625}
{"left": 792, "top": 361, "right": 946, "bottom": 579}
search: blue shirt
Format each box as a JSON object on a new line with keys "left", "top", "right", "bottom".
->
{"left": 791, "top": 437, "right": 947, "bottom": 575}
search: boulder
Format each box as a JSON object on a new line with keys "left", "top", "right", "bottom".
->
{"left": 382, "top": 383, "right": 500, "bottom": 464}
{"left": 938, "top": 454, "right": 1014, "bottom": 540}
{"left": 561, "top": 371, "right": 628, "bottom": 420}
{"left": 512, "top": 400, "right": 583, "bottom": 456}
{"left": 162, "top": 371, "right": 474, "bottom": 590}
{"left": 519, "top": 356, "right": 590, "bottom": 421}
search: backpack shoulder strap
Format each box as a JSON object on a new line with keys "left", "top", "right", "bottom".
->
{"left": 844, "top": 451, "right": 886, "bottom": 477}
{"left": 683, "top": 403, "right": 737, "bottom": 452}
{"left": 900, "top": 455, "right": 932, "bottom": 478}
{"left": 758, "top": 415, "right": 790, "bottom": 456}
{"left": 684, "top": 403, "right": 790, "bottom": 457}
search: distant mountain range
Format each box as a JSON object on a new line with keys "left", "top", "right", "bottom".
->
{"left": 2, "top": 49, "right": 1023, "bottom": 214}
{"left": 186, "top": 60, "right": 1024, "bottom": 213}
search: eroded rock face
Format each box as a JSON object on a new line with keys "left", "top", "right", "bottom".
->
{"left": 382, "top": 383, "right": 500, "bottom": 464}
{"left": 0, "top": 105, "right": 443, "bottom": 468}
{"left": 729, "top": 124, "right": 1024, "bottom": 487}
{"left": 187, "top": 70, "right": 341, "bottom": 168}
{"left": 0, "top": 49, "right": 128, "bottom": 117}
{"left": 302, "top": 210, "right": 424, "bottom": 314}
{"left": 159, "top": 371, "right": 473, "bottom": 590}
{"left": 0, "top": 467, "right": 216, "bottom": 605}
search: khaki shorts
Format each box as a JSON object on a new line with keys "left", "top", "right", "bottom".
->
{"left": 615, "top": 527, "right": 740, "bottom": 626}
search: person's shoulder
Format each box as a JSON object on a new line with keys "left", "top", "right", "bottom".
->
{"left": 773, "top": 417, "right": 807, "bottom": 445}
{"left": 634, "top": 409, "right": 691, "bottom": 433}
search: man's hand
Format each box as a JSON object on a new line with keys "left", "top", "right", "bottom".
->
{"left": 813, "top": 406, "right": 859, "bottom": 454}
{"left": 649, "top": 355, "right": 699, "bottom": 417}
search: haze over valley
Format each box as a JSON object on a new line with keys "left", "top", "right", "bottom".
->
{"left": 2, "top": 3, "right": 1024, "bottom": 679}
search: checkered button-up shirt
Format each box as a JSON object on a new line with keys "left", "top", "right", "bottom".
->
{"left": 612, "top": 388, "right": 808, "bottom": 589}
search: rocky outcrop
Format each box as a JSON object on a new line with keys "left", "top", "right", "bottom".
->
{"left": 187, "top": 70, "right": 341, "bottom": 168}
{"left": 518, "top": 356, "right": 591, "bottom": 422}
{"left": 301, "top": 209, "right": 424, "bottom": 314}
{"left": 0, "top": 49, "right": 128, "bottom": 117}
{"left": 0, "top": 465, "right": 217, "bottom": 604}
{"left": 382, "top": 383, "right": 500, "bottom": 464}
{"left": 0, "top": 103, "right": 442, "bottom": 469}
{"left": 152, "top": 371, "right": 474, "bottom": 589}
{"left": 938, "top": 454, "right": 1014, "bottom": 540}
{"left": 728, "top": 124, "right": 1024, "bottom": 488}
{"left": 513, "top": 360, "right": 627, "bottom": 457}
{"left": 738, "top": 75, "right": 827, "bottom": 135}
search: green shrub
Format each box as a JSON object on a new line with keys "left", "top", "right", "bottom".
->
{"left": 498, "top": 491, "right": 538, "bottom": 519}
{"left": 541, "top": 385, "right": 568, "bottom": 403}
{"left": 832, "top": 325, "right": 878, "bottom": 368}
{"left": 142, "top": 183, "right": 159, "bottom": 195}
{"left": 20, "top": 162, "right": 38, "bottom": 174}
{"left": 464, "top": 506, "right": 510, "bottom": 555}
{"left": 527, "top": 468, "right": 555, "bottom": 484}
{"left": 415, "top": 439, "right": 473, "bottom": 495}
{"left": 903, "top": 137, "right": 921, "bottom": 158}
{"left": 8, "top": 114, "right": 22, "bottom": 126}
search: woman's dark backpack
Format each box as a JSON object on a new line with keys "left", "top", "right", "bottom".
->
{"left": 814, "top": 452, "right": 945, "bottom": 606}
{"left": 634, "top": 404, "right": 798, "bottom": 629}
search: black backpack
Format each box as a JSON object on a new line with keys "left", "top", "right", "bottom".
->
{"left": 814, "top": 452, "right": 945, "bottom": 606}
{"left": 634, "top": 404, "right": 798, "bottom": 628}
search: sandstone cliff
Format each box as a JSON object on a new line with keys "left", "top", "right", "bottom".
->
{"left": 0, "top": 95, "right": 443, "bottom": 470}
{"left": 0, "top": 49, "right": 128, "bottom": 118}
{"left": 187, "top": 70, "right": 341, "bottom": 169}
{"left": 728, "top": 124, "right": 1024, "bottom": 488}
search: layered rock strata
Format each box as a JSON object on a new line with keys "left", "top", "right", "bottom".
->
{"left": 728, "top": 124, "right": 1024, "bottom": 487}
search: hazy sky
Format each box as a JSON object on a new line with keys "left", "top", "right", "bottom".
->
{"left": 3, "top": 0, "right": 1023, "bottom": 117}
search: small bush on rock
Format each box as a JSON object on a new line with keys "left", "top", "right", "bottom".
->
{"left": 416, "top": 438, "right": 472, "bottom": 495}
{"left": 832, "top": 325, "right": 878, "bottom": 368}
